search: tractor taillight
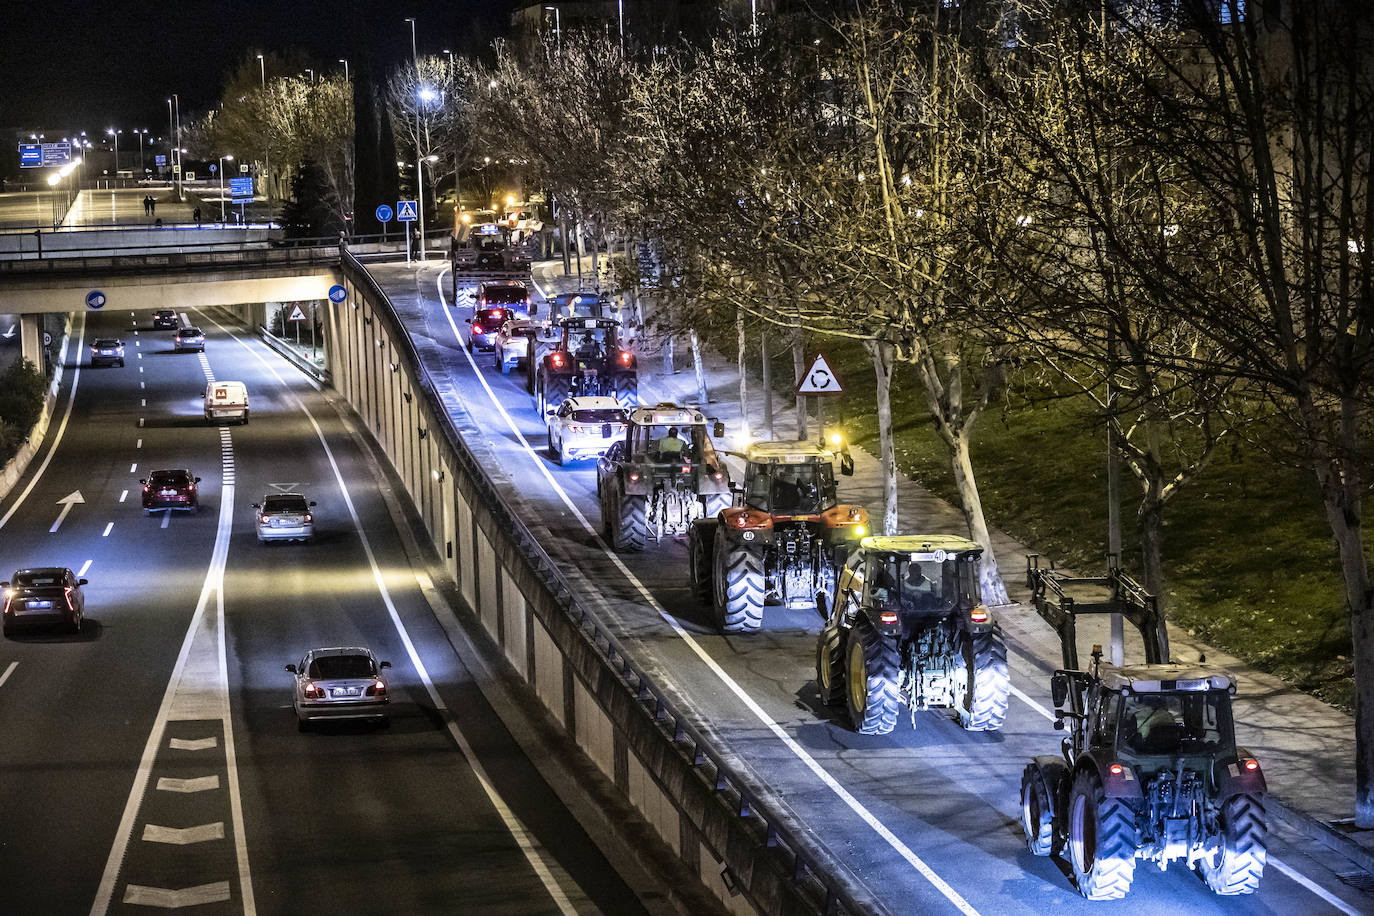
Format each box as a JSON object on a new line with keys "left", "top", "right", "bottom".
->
{"left": 618, "top": 351, "right": 632, "bottom": 366}
{"left": 1244, "top": 758, "right": 1259, "bottom": 771}
{"left": 713, "top": 472, "right": 723, "bottom": 481}
{"left": 879, "top": 610, "right": 898, "bottom": 625}
{"left": 970, "top": 605, "right": 990, "bottom": 624}
{"left": 629, "top": 473, "right": 639, "bottom": 481}
{"left": 1109, "top": 763, "right": 1124, "bottom": 776}
{"left": 552, "top": 353, "right": 565, "bottom": 368}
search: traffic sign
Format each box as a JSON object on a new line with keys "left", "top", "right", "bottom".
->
{"left": 287, "top": 304, "right": 308, "bottom": 322}
{"left": 396, "top": 200, "right": 418, "bottom": 222}
{"left": 328, "top": 285, "right": 347, "bottom": 303}
{"left": 41, "top": 142, "right": 71, "bottom": 166}
{"left": 374, "top": 204, "right": 394, "bottom": 223}
{"left": 797, "top": 353, "right": 843, "bottom": 395}
{"left": 239, "top": 163, "right": 249, "bottom": 173}
{"left": 18, "top": 144, "right": 42, "bottom": 168}
{"left": 172, "top": 164, "right": 181, "bottom": 174}
{"left": 155, "top": 154, "right": 167, "bottom": 166}
{"left": 86, "top": 290, "right": 107, "bottom": 311}
{"left": 209, "top": 163, "right": 217, "bottom": 174}
{"left": 185, "top": 171, "right": 195, "bottom": 180}
{"left": 230, "top": 177, "right": 253, "bottom": 197}
{"left": 43, "top": 331, "right": 52, "bottom": 347}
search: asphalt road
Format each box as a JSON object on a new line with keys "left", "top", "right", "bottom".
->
{"left": 0, "top": 306, "right": 648, "bottom": 914}
{"left": 0, "top": 189, "right": 67, "bottom": 229}
{"left": 375, "top": 259, "right": 1374, "bottom": 916}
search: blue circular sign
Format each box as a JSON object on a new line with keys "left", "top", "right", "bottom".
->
{"left": 86, "top": 290, "right": 107, "bottom": 310}
{"left": 328, "top": 284, "right": 347, "bottom": 304}
{"left": 375, "top": 204, "right": 394, "bottom": 223}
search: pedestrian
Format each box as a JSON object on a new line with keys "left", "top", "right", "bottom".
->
{"left": 142, "top": 195, "right": 151, "bottom": 216}
{"left": 149, "top": 197, "right": 157, "bottom": 216}
{"left": 193, "top": 207, "right": 201, "bottom": 226}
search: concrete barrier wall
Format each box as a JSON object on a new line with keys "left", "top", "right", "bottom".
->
{"left": 0, "top": 314, "right": 74, "bottom": 505}
{"left": 317, "top": 251, "right": 877, "bottom": 916}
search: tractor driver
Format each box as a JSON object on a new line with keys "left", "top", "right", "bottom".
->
{"left": 772, "top": 464, "right": 820, "bottom": 514}
{"left": 569, "top": 326, "right": 607, "bottom": 359}
{"left": 656, "top": 426, "right": 686, "bottom": 460}
{"left": 1125, "top": 695, "right": 1183, "bottom": 754}
{"left": 900, "top": 562, "right": 942, "bottom": 611}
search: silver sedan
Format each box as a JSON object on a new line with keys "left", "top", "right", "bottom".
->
{"left": 286, "top": 647, "right": 392, "bottom": 731}
{"left": 253, "top": 493, "right": 316, "bottom": 542}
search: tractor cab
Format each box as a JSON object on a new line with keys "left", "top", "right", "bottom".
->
{"left": 740, "top": 442, "right": 849, "bottom": 516}
{"left": 626, "top": 404, "right": 722, "bottom": 465}
{"left": 842, "top": 536, "right": 986, "bottom": 628}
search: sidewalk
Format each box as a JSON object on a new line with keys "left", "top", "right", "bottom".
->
{"left": 530, "top": 260, "right": 1369, "bottom": 855}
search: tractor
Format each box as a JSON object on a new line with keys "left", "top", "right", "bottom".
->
{"left": 688, "top": 440, "right": 867, "bottom": 632}
{"left": 1018, "top": 556, "right": 1268, "bottom": 900}
{"left": 596, "top": 403, "right": 730, "bottom": 551}
{"left": 535, "top": 316, "right": 638, "bottom": 414}
{"left": 815, "top": 536, "right": 1010, "bottom": 734}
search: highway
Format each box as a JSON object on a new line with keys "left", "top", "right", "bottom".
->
{"left": 372, "top": 258, "right": 1374, "bottom": 915}
{"left": 0, "top": 306, "right": 653, "bottom": 914}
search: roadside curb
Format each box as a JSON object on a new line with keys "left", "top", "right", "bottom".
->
{"left": 1270, "top": 798, "right": 1374, "bottom": 878}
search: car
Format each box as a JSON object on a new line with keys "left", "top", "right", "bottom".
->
{"left": 493, "top": 319, "right": 537, "bottom": 374}
{"left": 141, "top": 468, "right": 201, "bottom": 513}
{"left": 546, "top": 395, "right": 629, "bottom": 465}
{"left": 90, "top": 338, "right": 126, "bottom": 367}
{"left": 2, "top": 567, "right": 87, "bottom": 636}
{"left": 477, "top": 280, "right": 532, "bottom": 318}
{"left": 546, "top": 290, "right": 610, "bottom": 320}
{"left": 174, "top": 326, "right": 205, "bottom": 352}
{"left": 152, "top": 309, "right": 178, "bottom": 329}
{"left": 286, "top": 647, "right": 392, "bottom": 730}
{"left": 253, "top": 493, "right": 316, "bottom": 542}
{"left": 468, "top": 306, "right": 515, "bottom": 352}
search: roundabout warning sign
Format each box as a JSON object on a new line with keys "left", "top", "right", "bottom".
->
{"left": 797, "top": 353, "right": 843, "bottom": 395}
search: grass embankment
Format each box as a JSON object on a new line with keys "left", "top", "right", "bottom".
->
{"left": 756, "top": 332, "right": 1359, "bottom": 710}
{"left": 0, "top": 358, "right": 46, "bottom": 466}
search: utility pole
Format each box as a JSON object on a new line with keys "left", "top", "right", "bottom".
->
{"left": 1107, "top": 324, "right": 1124, "bottom": 666}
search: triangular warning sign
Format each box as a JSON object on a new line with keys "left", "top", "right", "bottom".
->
{"left": 287, "top": 304, "right": 307, "bottom": 321}
{"left": 797, "top": 353, "right": 844, "bottom": 395}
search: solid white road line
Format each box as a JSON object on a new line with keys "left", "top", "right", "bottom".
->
{"left": 1269, "top": 856, "right": 1363, "bottom": 915}
{"left": 436, "top": 269, "right": 978, "bottom": 914}
{"left": 204, "top": 310, "right": 580, "bottom": 916}
{"left": 0, "top": 662, "right": 18, "bottom": 689}
{"left": 0, "top": 313, "right": 87, "bottom": 532}
{"left": 78, "top": 559, "right": 93, "bottom": 577}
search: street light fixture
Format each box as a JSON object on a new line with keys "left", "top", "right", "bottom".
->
{"left": 545, "top": 6, "right": 562, "bottom": 56}
{"left": 305, "top": 68, "right": 314, "bottom": 82}
{"left": 219, "top": 154, "right": 234, "bottom": 223}
{"left": 106, "top": 128, "right": 122, "bottom": 172}
{"left": 339, "top": 58, "right": 350, "bottom": 80}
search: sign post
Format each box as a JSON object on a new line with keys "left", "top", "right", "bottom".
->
{"left": 796, "top": 352, "right": 844, "bottom": 443}
{"left": 396, "top": 200, "right": 418, "bottom": 266}
{"left": 286, "top": 302, "right": 308, "bottom": 348}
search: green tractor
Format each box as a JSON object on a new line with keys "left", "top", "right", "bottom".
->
{"left": 815, "top": 535, "right": 1010, "bottom": 734}
{"left": 1019, "top": 556, "right": 1268, "bottom": 900}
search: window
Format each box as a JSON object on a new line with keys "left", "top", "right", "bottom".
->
{"left": 1120, "top": 691, "right": 1233, "bottom": 755}
{"left": 309, "top": 655, "right": 377, "bottom": 679}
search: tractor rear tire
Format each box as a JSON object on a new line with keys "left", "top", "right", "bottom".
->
{"left": 958, "top": 625, "right": 1010, "bottom": 731}
{"left": 688, "top": 525, "right": 713, "bottom": 604}
{"left": 713, "top": 540, "right": 763, "bottom": 632}
{"left": 541, "top": 374, "right": 570, "bottom": 417}
{"left": 1197, "top": 793, "right": 1266, "bottom": 895}
{"left": 1068, "top": 769, "right": 1137, "bottom": 900}
{"left": 844, "top": 616, "right": 899, "bottom": 735}
{"left": 612, "top": 492, "right": 647, "bottom": 552}
{"left": 815, "top": 624, "right": 846, "bottom": 706}
{"left": 614, "top": 373, "right": 638, "bottom": 407}
{"left": 1020, "top": 763, "right": 1062, "bottom": 856}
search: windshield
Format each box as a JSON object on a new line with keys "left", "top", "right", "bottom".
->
{"left": 1118, "top": 691, "right": 1234, "bottom": 756}
{"left": 865, "top": 554, "right": 972, "bottom": 614}
{"left": 180, "top": 328, "right": 202, "bottom": 336}
{"left": 95, "top": 339, "right": 121, "bottom": 347}
{"left": 308, "top": 655, "right": 376, "bottom": 679}
{"left": 477, "top": 309, "right": 511, "bottom": 325}
{"left": 566, "top": 325, "right": 614, "bottom": 356}
{"left": 150, "top": 471, "right": 191, "bottom": 486}
{"left": 640, "top": 424, "right": 708, "bottom": 462}
{"left": 745, "top": 462, "right": 836, "bottom": 514}
{"left": 572, "top": 408, "right": 625, "bottom": 423}
{"left": 483, "top": 287, "right": 527, "bottom": 304}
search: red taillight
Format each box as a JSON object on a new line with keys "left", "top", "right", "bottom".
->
{"left": 1244, "top": 758, "right": 1259, "bottom": 771}
{"left": 970, "top": 605, "right": 990, "bottom": 624}
{"left": 618, "top": 350, "right": 632, "bottom": 366}
{"left": 1109, "top": 763, "right": 1125, "bottom": 776}
{"left": 142, "top": 486, "right": 150, "bottom": 493}
{"left": 472, "top": 323, "right": 484, "bottom": 334}
{"left": 551, "top": 353, "right": 565, "bottom": 368}
{"left": 63, "top": 586, "right": 76, "bottom": 611}
{"left": 259, "top": 514, "right": 271, "bottom": 524}
{"left": 681, "top": 465, "right": 690, "bottom": 473}
{"left": 879, "top": 610, "right": 899, "bottom": 625}
{"left": 303, "top": 682, "right": 324, "bottom": 699}
{"left": 629, "top": 473, "right": 639, "bottom": 481}
{"left": 365, "top": 680, "right": 387, "bottom": 697}
{"left": 712, "top": 472, "right": 723, "bottom": 481}
{"left": 304, "top": 514, "right": 312, "bottom": 523}
{"left": 570, "top": 425, "right": 583, "bottom": 433}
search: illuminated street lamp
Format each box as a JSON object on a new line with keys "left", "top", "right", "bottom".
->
{"left": 339, "top": 58, "right": 350, "bottom": 80}
{"left": 106, "top": 128, "right": 122, "bottom": 172}
{"left": 545, "top": 6, "right": 561, "bottom": 56}
{"left": 219, "top": 155, "right": 234, "bottom": 223}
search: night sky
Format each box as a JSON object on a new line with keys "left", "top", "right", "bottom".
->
{"left": 0, "top": 0, "right": 514, "bottom": 131}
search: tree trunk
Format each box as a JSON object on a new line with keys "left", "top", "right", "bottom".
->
{"left": 689, "top": 329, "right": 708, "bottom": 405}
{"left": 949, "top": 433, "right": 1010, "bottom": 606}
{"left": 736, "top": 310, "right": 748, "bottom": 435}
{"left": 1137, "top": 485, "right": 1171, "bottom": 662}
{"left": 761, "top": 334, "right": 774, "bottom": 440}
{"left": 864, "top": 339, "right": 899, "bottom": 536}
{"left": 663, "top": 332, "right": 674, "bottom": 376}
{"left": 792, "top": 322, "right": 806, "bottom": 440}
{"left": 558, "top": 202, "right": 570, "bottom": 276}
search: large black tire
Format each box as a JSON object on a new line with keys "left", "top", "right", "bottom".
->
{"left": 1020, "top": 763, "right": 1061, "bottom": 856}
{"left": 700, "top": 492, "right": 730, "bottom": 519}
{"left": 541, "top": 373, "right": 570, "bottom": 417}
{"left": 957, "top": 625, "right": 1010, "bottom": 731}
{"left": 688, "top": 525, "right": 713, "bottom": 604}
{"left": 844, "top": 616, "right": 899, "bottom": 734}
{"left": 815, "top": 624, "right": 846, "bottom": 706}
{"left": 1068, "top": 770, "right": 1137, "bottom": 900}
{"left": 613, "top": 372, "right": 638, "bottom": 407}
{"left": 1197, "top": 794, "right": 1266, "bottom": 895}
{"left": 712, "top": 539, "right": 763, "bottom": 632}
{"left": 612, "top": 491, "right": 647, "bottom": 552}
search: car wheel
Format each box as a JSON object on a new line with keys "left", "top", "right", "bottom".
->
{"left": 71, "top": 610, "right": 82, "bottom": 635}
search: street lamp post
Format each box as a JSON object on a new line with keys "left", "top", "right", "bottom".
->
{"left": 305, "top": 68, "right": 314, "bottom": 82}
{"left": 106, "top": 128, "right": 122, "bottom": 173}
{"left": 257, "top": 54, "right": 271, "bottom": 202}
{"left": 405, "top": 18, "right": 426, "bottom": 262}
{"left": 339, "top": 58, "right": 350, "bottom": 80}
{"left": 619, "top": 0, "right": 625, "bottom": 54}
{"left": 218, "top": 155, "right": 234, "bottom": 223}
{"left": 545, "top": 6, "right": 562, "bottom": 55}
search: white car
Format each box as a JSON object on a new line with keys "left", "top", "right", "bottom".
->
{"left": 253, "top": 493, "right": 316, "bottom": 543}
{"left": 546, "top": 396, "right": 629, "bottom": 465}
{"left": 286, "top": 647, "right": 391, "bottom": 731}
{"left": 493, "top": 319, "right": 537, "bottom": 375}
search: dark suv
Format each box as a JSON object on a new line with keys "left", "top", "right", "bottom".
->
{"left": 91, "top": 338, "right": 126, "bottom": 367}
{"left": 141, "top": 468, "right": 201, "bottom": 514}
{"left": 152, "top": 309, "right": 178, "bottom": 329}
{"left": 2, "top": 567, "right": 87, "bottom": 636}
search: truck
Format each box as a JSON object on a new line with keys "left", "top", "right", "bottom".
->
{"left": 596, "top": 403, "right": 731, "bottom": 551}
{"left": 815, "top": 535, "right": 1010, "bottom": 734}
{"left": 1018, "top": 556, "right": 1267, "bottom": 900}
{"left": 687, "top": 440, "right": 867, "bottom": 632}
{"left": 450, "top": 219, "right": 536, "bottom": 290}
{"left": 534, "top": 316, "right": 638, "bottom": 414}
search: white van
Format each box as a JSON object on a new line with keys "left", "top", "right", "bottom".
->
{"left": 204, "top": 381, "right": 249, "bottom": 424}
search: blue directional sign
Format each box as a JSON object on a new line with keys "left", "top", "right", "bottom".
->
{"left": 155, "top": 154, "right": 167, "bottom": 166}
{"left": 229, "top": 177, "right": 253, "bottom": 198}
{"left": 396, "top": 200, "right": 418, "bottom": 222}
{"left": 374, "top": 204, "right": 394, "bottom": 223}
{"left": 328, "top": 285, "right": 347, "bottom": 303}
{"left": 41, "top": 143, "right": 71, "bottom": 166}
{"left": 19, "top": 144, "right": 42, "bottom": 168}
{"left": 86, "top": 290, "right": 107, "bottom": 311}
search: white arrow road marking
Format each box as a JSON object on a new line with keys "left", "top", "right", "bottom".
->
{"left": 122, "top": 882, "right": 230, "bottom": 908}
{"left": 142, "top": 823, "right": 225, "bottom": 845}
{"left": 0, "top": 662, "right": 17, "bottom": 689}
{"left": 169, "top": 737, "right": 218, "bottom": 751}
{"left": 50, "top": 490, "right": 85, "bottom": 533}
{"left": 1, "top": 324, "right": 14, "bottom": 339}
{"left": 155, "top": 775, "right": 219, "bottom": 793}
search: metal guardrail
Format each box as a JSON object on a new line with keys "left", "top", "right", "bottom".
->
{"left": 341, "top": 247, "right": 872, "bottom": 915}
{"left": 0, "top": 241, "right": 342, "bottom": 276}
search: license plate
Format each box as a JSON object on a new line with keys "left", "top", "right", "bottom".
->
{"left": 332, "top": 688, "right": 360, "bottom": 698}
{"left": 160, "top": 489, "right": 176, "bottom": 496}
{"left": 275, "top": 517, "right": 299, "bottom": 527}
{"left": 28, "top": 600, "right": 53, "bottom": 609}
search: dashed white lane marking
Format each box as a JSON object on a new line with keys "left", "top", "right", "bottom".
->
{"left": 140, "top": 382, "right": 145, "bottom": 389}
{"left": 170, "top": 737, "right": 217, "bottom": 751}
{"left": 139, "top": 418, "right": 145, "bottom": 427}
{"left": 142, "top": 823, "right": 224, "bottom": 845}
{"left": 78, "top": 559, "right": 92, "bottom": 577}
{"left": 136, "top": 439, "right": 142, "bottom": 449}
{"left": 0, "top": 662, "right": 18, "bottom": 689}
{"left": 160, "top": 512, "right": 170, "bottom": 530}
{"left": 123, "top": 883, "right": 230, "bottom": 908}
{"left": 204, "top": 310, "right": 577, "bottom": 916}
{"left": 119, "top": 490, "right": 128, "bottom": 503}
{"left": 135, "top": 341, "right": 140, "bottom": 348}
{"left": 130, "top": 463, "right": 137, "bottom": 473}
{"left": 137, "top": 353, "right": 143, "bottom": 360}
{"left": 139, "top": 367, "right": 143, "bottom": 373}
{"left": 101, "top": 523, "right": 113, "bottom": 537}
{"left": 141, "top": 399, "right": 146, "bottom": 407}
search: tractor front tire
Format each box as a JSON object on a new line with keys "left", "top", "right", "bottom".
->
{"left": 1068, "top": 770, "right": 1137, "bottom": 900}
{"left": 612, "top": 492, "right": 647, "bottom": 552}
{"left": 815, "top": 624, "right": 846, "bottom": 707}
{"left": 1197, "top": 793, "right": 1266, "bottom": 896}
{"left": 712, "top": 540, "right": 763, "bottom": 632}
{"left": 957, "top": 625, "right": 1010, "bottom": 731}
{"left": 844, "top": 616, "right": 899, "bottom": 735}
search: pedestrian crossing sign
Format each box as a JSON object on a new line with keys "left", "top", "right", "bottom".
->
{"left": 396, "top": 200, "right": 418, "bottom": 222}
